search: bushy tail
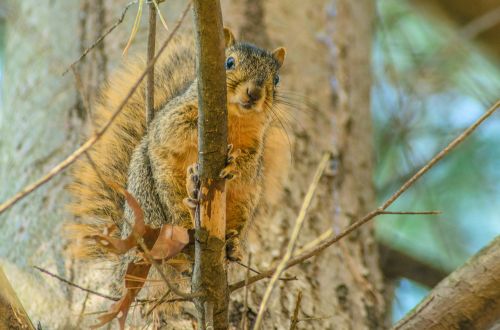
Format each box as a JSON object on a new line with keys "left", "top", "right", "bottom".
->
{"left": 67, "top": 35, "right": 195, "bottom": 259}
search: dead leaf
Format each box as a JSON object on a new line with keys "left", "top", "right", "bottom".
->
{"left": 92, "top": 262, "right": 151, "bottom": 329}
{"left": 149, "top": 224, "right": 189, "bottom": 260}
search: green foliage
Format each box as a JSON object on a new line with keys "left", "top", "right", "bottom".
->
{"left": 374, "top": 0, "right": 500, "bottom": 322}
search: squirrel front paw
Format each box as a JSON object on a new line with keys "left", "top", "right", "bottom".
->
{"left": 183, "top": 163, "right": 200, "bottom": 216}
{"left": 219, "top": 144, "right": 241, "bottom": 180}
{"left": 225, "top": 229, "right": 243, "bottom": 262}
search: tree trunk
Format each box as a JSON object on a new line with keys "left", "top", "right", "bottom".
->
{"left": 0, "top": 1, "right": 128, "bottom": 328}
{"left": 223, "top": 0, "right": 385, "bottom": 328}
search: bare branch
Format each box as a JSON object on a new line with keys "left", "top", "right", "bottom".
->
{"left": 0, "top": 266, "right": 35, "bottom": 329}
{"left": 0, "top": 2, "right": 192, "bottom": 217}
{"left": 289, "top": 291, "right": 302, "bottom": 330}
{"left": 34, "top": 266, "right": 119, "bottom": 302}
{"left": 394, "top": 235, "right": 500, "bottom": 329}
{"left": 234, "top": 260, "right": 297, "bottom": 282}
{"left": 240, "top": 253, "right": 252, "bottom": 330}
{"left": 146, "top": 1, "right": 157, "bottom": 126}
{"left": 62, "top": 1, "right": 137, "bottom": 76}
{"left": 230, "top": 100, "right": 500, "bottom": 292}
{"left": 191, "top": 0, "right": 229, "bottom": 328}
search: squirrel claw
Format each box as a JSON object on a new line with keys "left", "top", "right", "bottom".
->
{"left": 183, "top": 197, "right": 198, "bottom": 210}
{"left": 220, "top": 144, "right": 241, "bottom": 180}
{"left": 226, "top": 230, "right": 243, "bottom": 262}
{"left": 186, "top": 163, "right": 200, "bottom": 199}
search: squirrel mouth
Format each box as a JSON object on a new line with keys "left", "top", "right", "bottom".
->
{"left": 239, "top": 101, "right": 255, "bottom": 110}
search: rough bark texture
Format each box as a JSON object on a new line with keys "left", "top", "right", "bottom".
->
{"left": 395, "top": 235, "right": 500, "bottom": 330}
{"left": 222, "top": 0, "right": 385, "bottom": 328}
{"left": 0, "top": 266, "right": 34, "bottom": 330}
{"left": 1, "top": 1, "right": 82, "bottom": 327}
{"left": 192, "top": 1, "right": 229, "bottom": 328}
{"left": 0, "top": 0, "right": 149, "bottom": 328}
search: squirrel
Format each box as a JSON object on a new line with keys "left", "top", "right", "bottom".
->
{"left": 68, "top": 28, "right": 289, "bottom": 269}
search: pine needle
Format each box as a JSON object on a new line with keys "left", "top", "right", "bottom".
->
{"left": 123, "top": 0, "right": 145, "bottom": 55}
{"left": 153, "top": 0, "right": 169, "bottom": 31}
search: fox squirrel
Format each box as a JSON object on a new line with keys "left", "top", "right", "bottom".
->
{"left": 68, "top": 29, "right": 289, "bottom": 266}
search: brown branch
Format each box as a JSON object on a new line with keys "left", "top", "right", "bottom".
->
{"left": 289, "top": 291, "right": 302, "bottom": 330}
{"left": 379, "top": 211, "right": 441, "bottom": 215}
{"left": 0, "top": 266, "right": 35, "bottom": 329}
{"left": 234, "top": 260, "right": 297, "bottom": 282}
{"left": 229, "top": 100, "right": 500, "bottom": 292}
{"left": 191, "top": 0, "right": 229, "bottom": 328}
{"left": 146, "top": 1, "right": 157, "bottom": 126}
{"left": 62, "top": 1, "right": 137, "bottom": 76}
{"left": 379, "top": 243, "right": 448, "bottom": 288}
{"left": 254, "top": 152, "right": 331, "bottom": 329}
{"left": 0, "top": 2, "right": 192, "bottom": 217}
{"left": 393, "top": 237, "right": 500, "bottom": 329}
{"left": 240, "top": 253, "right": 252, "bottom": 330}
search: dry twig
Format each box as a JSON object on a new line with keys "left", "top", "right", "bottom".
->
{"left": 34, "top": 266, "right": 119, "bottom": 301}
{"left": 240, "top": 253, "right": 252, "bottom": 330}
{"left": 289, "top": 291, "right": 302, "bottom": 330}
{"left": 62, "top": 1, "right": 138, "bottom": 75}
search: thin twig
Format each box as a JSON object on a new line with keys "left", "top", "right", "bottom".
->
{"left": 235, "top": 260, "right": 297, "bottom": 282}
{"left": 230, "top": 100, "right": 500, "bottom": 292}
{"left": 76, "top": 292, "right": 90, "bottom": 327}
{"left": 379, "top": 211, "right": 441, "bottom": 215}
{"left": 62, "top": 1, "right": 138, "bottom": 76}
{"left": 70, "top": 66, "right": 92, "bottom": 118}
{"left": 146, "top": 0, "right": 157, "bottom": 126}
{"left": 240, "top": 253, "right": 252, "bottom": 330}
{"left": 290, "top": 291, "right": 302, "bottom": 330}
{"left": 34, "top": 266, "right": 119, "bottom": 301}
{"left": 145, "top": 289, "right": 171, "bottom": 316}
{"left": 0, "top": 2, "right": 192, "bottom": 217}
{"left": 254, "top": 152, "right": 331, "bottom": 329}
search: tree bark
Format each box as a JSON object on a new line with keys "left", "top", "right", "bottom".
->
{"left": 0, "top": 1, "right": 132, "bottom": 328}
{"left": 394, "top": 235, "right": 500, "bottom": 330}
{"left": 0, "top": 266, "right": 35, "bottom": 330}
{"left": 192, "top": 1, "right": 229, "bottom": 328}
{"left": 222, "top": 0, "right": 385, "bottom": 328}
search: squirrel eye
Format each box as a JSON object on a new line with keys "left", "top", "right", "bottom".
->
{"left": 273, "top": 74, "right": 280, "bottom": 86}
{"left": 225, "top": 57, "right": 235, "bottom": 70}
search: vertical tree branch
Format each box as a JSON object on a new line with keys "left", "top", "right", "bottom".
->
{"left": 191, "top": 0, "right": 229, "bottom": 329}
{"left": 146, "top": 1, "right": 157, "bottom": 126}
{"left": 0, "top": 266, "right": 35, "bottom": 330}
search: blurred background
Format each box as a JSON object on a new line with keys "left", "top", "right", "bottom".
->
{"left": 0, "top": 0, "right": 499, "bottom": 327}
{"left": 372, "top": 0, "right": 500, "bottom": 322}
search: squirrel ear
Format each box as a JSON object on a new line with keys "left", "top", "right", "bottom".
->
{"left": 224, "top": 28, "right": 236, "bottom": 48}
{"left": 272, "top": 47, "right": 286, "bottom": 68}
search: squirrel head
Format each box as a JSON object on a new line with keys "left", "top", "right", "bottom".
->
{"left": 223, "top": 28, "right": 286, "bottom": 117}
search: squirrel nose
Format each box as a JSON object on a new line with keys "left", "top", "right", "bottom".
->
{"left": 246, "top": 86, "right": 262, "bottom": 102}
